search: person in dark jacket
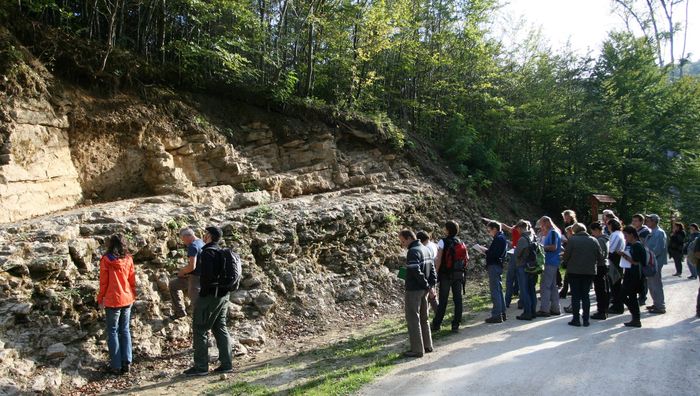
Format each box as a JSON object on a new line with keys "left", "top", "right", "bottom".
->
{"left": 514, "top": 220, "right": 537, "bottom": 320}
{"left": 687, "top": 223, "right": 699, "bottom": 279}
{"left": 484, "top": 222, "right": 508, "bottom": 323}
{"left": 399, "top": 230, "right": 437, "bottom": 358}
{"left": 431, "top": 220, "right": 467, "bottom": 333}
{"left": 589, "top": 223, "right": 610, "bottom": 320}
{"left": 618, "top": 226, "right": 646, "bottom": 327}
{"left": 562, "top": 223, "right": 604, "bottom": 327}
{"left": 184, "top": 226, "right": 233, "bottom": 376}
{"left": 669, "top": 221, "right": 686, "bottom": 277}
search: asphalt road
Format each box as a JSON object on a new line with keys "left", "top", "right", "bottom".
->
{"left": 361, "top": 264, "right": 700, "bottom": 396}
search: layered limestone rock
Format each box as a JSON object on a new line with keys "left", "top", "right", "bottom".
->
{"left": 0, "top": 97, "right": 83, "bottom": 223}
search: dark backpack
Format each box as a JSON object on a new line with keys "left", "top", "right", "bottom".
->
{"left": 202, "top": 247, "right": 242, "bottom": 293}
{"left": 442, "top": 237, "right": 468, "bottom": 272}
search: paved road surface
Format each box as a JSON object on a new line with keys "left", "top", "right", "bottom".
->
{"left": 361, "top": 264, "right": 700, "bottom": 396}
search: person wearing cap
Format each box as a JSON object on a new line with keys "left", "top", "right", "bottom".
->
{"left": 184, "top": 226, "right": 233, "bottom": 376}
{"left": 644, "top": 214, "right": 667, "bottom": 314}
{"left": 168, "top": 228, "right": 205, "bottom": 320}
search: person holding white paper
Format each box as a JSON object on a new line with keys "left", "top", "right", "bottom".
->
{"left": 617, "top": 226, "right": 646, "bottom": 328}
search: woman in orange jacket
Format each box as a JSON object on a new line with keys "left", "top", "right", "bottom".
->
{"left": 97, "top": 234, "right": 136, "bottom": 375}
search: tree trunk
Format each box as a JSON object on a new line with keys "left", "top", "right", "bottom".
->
{"left": 99, "top": 0, "right": 122, "bottom": 73}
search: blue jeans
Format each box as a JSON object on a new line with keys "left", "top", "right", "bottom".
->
{"left": 487, "top": 265, "right": 505, "bottom": 317}
{"left": 105, "top": 306, "right": 132, "bottom": 370}
{"left": 505, "top": 254, "right": 519, "bottom": 306}
{"left": 688, "top": 256, "right": 699, "bottom": 278}
{"left": 517, "top": 267, "right": 537, "bottom": 315}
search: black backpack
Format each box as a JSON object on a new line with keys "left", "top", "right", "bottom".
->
{"left": 202, "top": 247, "right": 242, "bottom": 294}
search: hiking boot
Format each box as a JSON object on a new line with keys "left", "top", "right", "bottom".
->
{"left": 104, "top": 365, "right": 123, "bottom": 376}
{"left": 549, "top": 310, "right": 561, "bottom": 316}
{"left": 121, "top": 362, "right": 131, "bottom": 374}
{"left": 564, "top": 305, "right": 573, "bottom": 314}
{"left": 517, "top": 301, "right": 523, "bottom": 309}
{"left": 624, "top": 320, "right": 642, "bottom": 328}
{"left": 590, "top": 312, "right": 607, "bottom": 320}
{"left": 648, "top": 307, "right": 666, "bottom": 314}
{"left": 583, "top": 320, "right": 590, "bottom": 327}
{"left": 638, "top": 299, "right": 647, "bottom": 306}
{"left": 430, "top": 323, "right": 441, "bottom": 332}
{"left": 183, "top": 367, "right": 209, "bottom": 377}
{"left": 646, "top": 305, "right": 656, "bottom": 311}
{"left": 608, "top": 307, "right": 624, "bottom": 314}
{"left": 516, "top": 313, "right": 533, "bottom": 321}
{"left": 485, "top": 316, "right": 503, "bottom": 324}
{"left": 535, "top": 311, "right": 551, "bottom": 318}
{"left": 568, "top": 320, "right": 581, "bottom": 327}
{"left": 450, "top": 327, "right": 460, "bottom": 333}
{"left": 501, "top": 313, "right": 507, "bottom": 321}
{"left": 424, "top": 347, "right": 434, "bottom": 353}
{"left": 403, "top": 351, "right": 424, "bottom": 358}
{"left": 213, "top": 366, "right": 233, "bottom": 374}
{"left": 687, "top": 275, "right": 697, "bottom": 279}
{"left": 672, "top": 272, "right": 682, "bottom": 277}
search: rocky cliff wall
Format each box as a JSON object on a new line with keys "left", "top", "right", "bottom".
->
{"left": 0, "top": 29, "right": 528, "bottom": 395}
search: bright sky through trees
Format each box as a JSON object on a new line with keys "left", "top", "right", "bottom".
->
{"left": 499, "top": 0, "right": 699, "bottom": 59}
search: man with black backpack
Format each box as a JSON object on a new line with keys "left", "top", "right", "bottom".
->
{"left": 431, "top": 220, "right": 468, "bottom": 333}
{"left": 184, "top": 226, "right": 241, "bottom": 376}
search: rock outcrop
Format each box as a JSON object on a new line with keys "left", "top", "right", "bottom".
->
{"left": 0, "top": 27, "right": 528, "bottom": 395}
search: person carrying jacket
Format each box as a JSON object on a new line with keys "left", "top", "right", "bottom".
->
{"left": 484, "top": 222, "right": 508, "bottom": 323}
{"left": 399, "top": 229, "right": 437, "bottom": 358}
{"left": 514, "top": 220, "right": 537, "bottom": 320}
{"left": 97, "top": 234, "right": 136, "bottom": 375}
{"left": 590, "top": 222, "right": 610, "bottom": 320}
{"left": 562, "top": 223, "right": 604, "bottom": 327}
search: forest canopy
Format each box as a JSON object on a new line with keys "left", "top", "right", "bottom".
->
{"left": 1, "top": 0, "right": 699, "bottom": 224}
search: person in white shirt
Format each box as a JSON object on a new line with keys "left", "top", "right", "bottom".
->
{"left": 607, "top": 219, "right": 626, "bottom": 314}
{"left": 416, "top": 231, "right": 439, "bottom": 260}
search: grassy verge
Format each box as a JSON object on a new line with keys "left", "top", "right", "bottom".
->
{"left": 207, "top": 281, "right": 491, "bottom": 396}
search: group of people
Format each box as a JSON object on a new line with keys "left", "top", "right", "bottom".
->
{"left": 399, "top": 210, "right": 700, "bottom": 358}
{"left": 97, "top": 226, "right": 236, "bottom": 376}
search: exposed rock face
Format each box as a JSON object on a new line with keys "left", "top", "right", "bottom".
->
{"left": 0, "top": 97, "right": 83, "bottom": 223}
{"left": 0, "top": 28, "right": 525, "bottom": 395}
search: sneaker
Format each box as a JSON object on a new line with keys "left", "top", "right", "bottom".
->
{"left": 535, "top": 311, "right": 551, "bottom": 318}
{"left": 568, "top": 320, "right": 581, "bottom": 327}
{"left": 624, "top": 320, "right": 642, "bottom": 328}
{"left": 590, "top": 312, "right": 607, "bottom": 320}
{"left": 485, "top": 316, "right": 503, "bottom": 324}
{"left": 213, "top": 366, "right": 233, "bottom": 374}
{"left": 648, "top": 308, "right": 666, "bottom": 314}
{"left": 672, "top": 272, "right": 682, "bottom": 277}
{"left": 183, "top": 367, "right": 209, "bottom": 377}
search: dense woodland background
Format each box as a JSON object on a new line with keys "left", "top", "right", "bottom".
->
{"left": 1, "top": 0, "right": 699, "bottom": 225}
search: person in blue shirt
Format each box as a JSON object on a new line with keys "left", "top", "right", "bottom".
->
{"left": 535, "top": 216, "right": 562, "bottom": 317}
{"left": 484, "top": 222, "right": 508, "bottom": 323}
{"left": 168, "top": 227, "right": 206, "bottom": 320}
{"left": 644, "top": 214, "right": 667, "bottom": 314}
